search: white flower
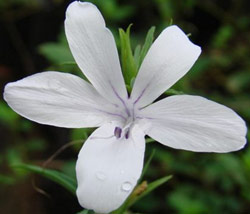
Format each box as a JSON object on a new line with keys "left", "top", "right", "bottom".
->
{"left": 3, "top": 1, "right": 247, "bottom": 213}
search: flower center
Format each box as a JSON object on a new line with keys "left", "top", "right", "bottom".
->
{"left": 114, "top": 116, "right": 135, "bottom": 139}
{"left": 113, "top": 98, "right": 140, "bottom": 140}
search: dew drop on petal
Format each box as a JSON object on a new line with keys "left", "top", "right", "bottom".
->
{"left": 121, "top": 181, "right": 132, "bottom": 192}
{"left": 95, "top": 171, "right": 106, "bottom": 181}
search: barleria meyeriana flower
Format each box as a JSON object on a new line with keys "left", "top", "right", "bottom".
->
{"left": 3, "top": 1, "right": 247, "bottom": 213}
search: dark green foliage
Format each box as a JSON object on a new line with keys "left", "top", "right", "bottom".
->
{"left": 11, "top": 163, "right": 77, "bottom": 195}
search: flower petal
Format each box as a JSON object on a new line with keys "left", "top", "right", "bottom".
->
{"left": 4, "top": 72, "right": 120, "bottom": 128}
{"left": 65, "top": 2, "right": 127, "bottom": 105}
{"left": 76, "top": 123, "right": 145, "bottom": 213}
{"left": 131, "top": 25, "right": 201, "bottom": 108}
{"left": 141, "top": 95, "right": 247, "bottom": 152}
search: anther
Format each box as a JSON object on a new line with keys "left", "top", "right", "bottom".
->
{"left": 114, "top": 127, "right": 122, "bottom": 139}
{"left": 125, "top": 129, "right": 130, "bottom": 139}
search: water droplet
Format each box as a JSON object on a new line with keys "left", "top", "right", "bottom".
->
{"left": 120, "top": 170, "right": 125, "bottom": 175}
{"left": 95, "top": 171, "right": 106, "bottom": 181}
{"left": 121, "top": 181, "right": 132, "bottom": 192}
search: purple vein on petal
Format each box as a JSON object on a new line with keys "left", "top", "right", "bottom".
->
{"left": 101, "top": 110, "right": 127, "bottom": 121}
{"left": 93, "top": 107, "right": 127, "bottom": 121}
{"left": 133, "top": 82, "right": 151, "bottom": 105}
{"left": 109, "top": 81, "right": 130, "bottom": 117}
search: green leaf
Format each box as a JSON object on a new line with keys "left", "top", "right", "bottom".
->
{"left": 119, "top": 24, "right": 137, "bottom": 85}
{"left": 11, "top": 163, "right": 77, "bottom": 195}
{"left": 133, "top": 44, "right": 141, "bottom": 70}
{"left": 119, "top": 26, "right": 156, "bottom": 85}
{"left": 139, "top": 149, "right": 156, "bottom": 181}
{"left": 138, "top": 26, "right": 156, "bottom": 68}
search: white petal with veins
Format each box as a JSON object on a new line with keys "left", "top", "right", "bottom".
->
{"left": 76, "top": 123, "right": 145, "bottom": 213}
{"left": 141, "top": 95, "right": 247, "bottom": 152}
{"left": 65, "top": 1, "right": 127, "bottom": 105}
{"left": 4, "top": 72, "right": 119, "bottom": 128}
{"left": 131, "top": 25, "right": 201, "bottom": 108}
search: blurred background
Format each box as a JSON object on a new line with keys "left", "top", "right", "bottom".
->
{"left": 0, "top": 0, "right": 250, "bottom": 213}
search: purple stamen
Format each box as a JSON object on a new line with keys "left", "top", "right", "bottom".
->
{"left": 114, "top": 127, "right": 122, "bottom": 139}
{"left": 125, "top": 129, "right": 130, "bottom": 139}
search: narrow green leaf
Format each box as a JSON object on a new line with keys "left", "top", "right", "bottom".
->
{"left": 119, "top": 24, "right": 137, "bottom": 85}
{"left": 133, "top": 44, "right": 141, "bottom": 70}
{"left": 11, "top": 163, "right": 77, "bottom": 195}
{"left": 139, "top": 26, "right": 156, "bottom": 67}
{"left": 126, "top": 84, "right": 132, "bottom": 94}
{"left": 139, "top": 149, "right": 156, "bottom": 181}
{"left": 130, "top": 77, "right": 135, "bottom": 89}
